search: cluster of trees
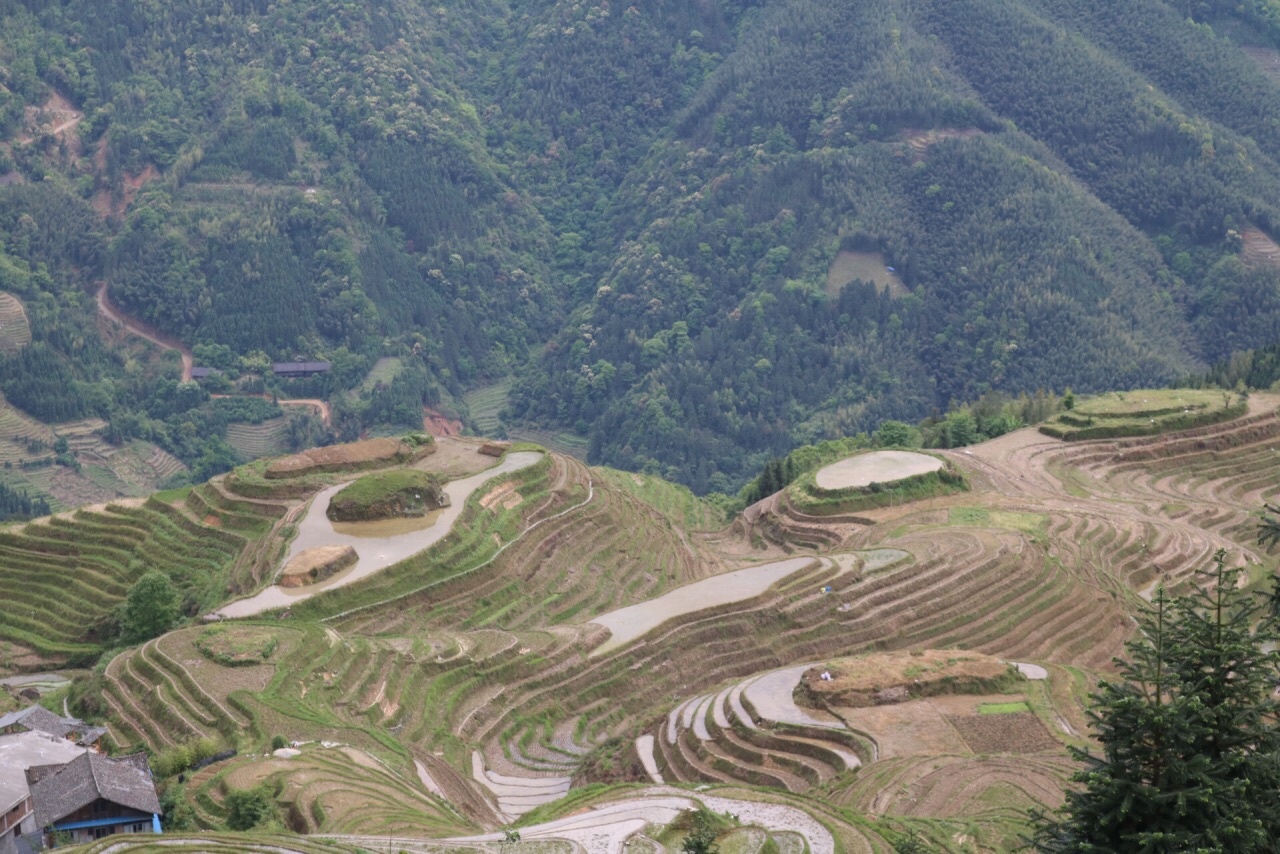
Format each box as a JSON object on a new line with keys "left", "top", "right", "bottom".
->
{"left": 120, "top": 570, "right": 178, "bottom": 645}
{"left": 1195, "top": 340, "right": 1280, "bottom": 391}
{"left": 1032, "top": 535, "right": 1280, "bottom": 850}
{"left": 0, "top": 479, "right": 50, "bottom": 521}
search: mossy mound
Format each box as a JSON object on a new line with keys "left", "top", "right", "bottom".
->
{"left": 195, "top": 625, "right": 281, "bottom": 667}
{"left": 325, "top": 470, "right": 448, "bottom": 522}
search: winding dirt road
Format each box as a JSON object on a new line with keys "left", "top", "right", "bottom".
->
{"left": 210, "top": 392, "right": 331, "bottom": 425}
{"left": 96, "top": 281, "right": 193, "bottom": 381}
{"left": 98, "top": 285, "right": 333, "bottom": 424}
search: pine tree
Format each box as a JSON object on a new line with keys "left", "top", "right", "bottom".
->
{"left": 1031, "top": 550, "right": 1280, "bottom": 852}
{"left": 1260, "top": 504, "right": 1280, "bottom": 550}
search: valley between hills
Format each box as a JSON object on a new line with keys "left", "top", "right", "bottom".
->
{"left": 3, "top": 390, "right": 1276, "bottom": 853}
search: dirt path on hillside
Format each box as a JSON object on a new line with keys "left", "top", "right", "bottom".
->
{"left": 17, "top": 92, "right": 82, "bottom": 147}
{"left": 211, "top": 392, "right": 332, "bottom": 425}
{"left": 96, "top": 281, "right": 193, "bottom": 381}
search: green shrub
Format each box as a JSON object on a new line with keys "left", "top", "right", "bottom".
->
{"left": 225, "top": 785, "right": 278, "bottom": 831}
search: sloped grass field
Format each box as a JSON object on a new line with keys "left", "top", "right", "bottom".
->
{"left": 73, "top": 398, "right": 1280, "bottom": 851}
{"left": 0, "top": 292, "right": 31, "bottom": 353}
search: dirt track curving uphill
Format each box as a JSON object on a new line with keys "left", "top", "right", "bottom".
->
{"left": 96, "top": 280, "right": 193, "bottom": 381}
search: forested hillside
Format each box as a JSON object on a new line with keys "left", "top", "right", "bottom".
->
{"left": 3, "top": 0, "right": 1280, "bottom": 493}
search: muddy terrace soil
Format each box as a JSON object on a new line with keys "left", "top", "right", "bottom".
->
{"left": 803, "top": 650, "right": 1012, "bottom": 706}
{"left": 947, "top": 711, "right": 1060, "bottom": 754}
{"left": 266, "top": 437, "right": 426, "bottom": 476}
{"left": 815, "top": 450, "right": 943, "bottom": 489}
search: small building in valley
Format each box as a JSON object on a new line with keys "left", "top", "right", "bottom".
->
{"left": 272, "top": 361, "right": 330, "bottom": 378}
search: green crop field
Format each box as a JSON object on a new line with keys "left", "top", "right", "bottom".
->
{"left": 464, "top": 379, "right": 512, "bottom": 436}
{"left": 979, "top": 701, "right": 1032, "bottom": 715}
{"left": 226, "top": 418, "right": 291, "bottom": 460}
{"left": 358, "top": 356, "right": 404, "bottom": 392}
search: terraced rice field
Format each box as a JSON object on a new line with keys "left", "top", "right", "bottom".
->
{"left": 359, "top": 356, "right": 404, "bottom": 392}
{"left": 506, "top": 427, "right": 589, "bottom": 460}
{"left": 464, "top": 379, "right": 513, "bottom": 436}
{"left": 85, "top": 398, "right": 1280, "bottom": 852}
{"left": 0, "top": 498, "right": 246, "bottom": 664}
{"left": 0, "top": 292, "right": 31, "bottom": 353}
{"left": 0, "top": 394, "right": 54, "bottom": 465}
{"left": 226, "top": 417, "right": 292, "bottom": 459}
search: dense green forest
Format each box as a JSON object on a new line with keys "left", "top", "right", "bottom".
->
{"left": 3, "top": 0, "right": 1280, "bottom": 493}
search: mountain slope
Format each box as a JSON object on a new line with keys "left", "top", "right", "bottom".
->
{"left": 4, "top": 0, "right": 1280, "bottom": 492}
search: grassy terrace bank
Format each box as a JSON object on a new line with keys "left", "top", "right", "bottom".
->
{"left": 1039, "top": 389, "right": 1247, "bottom": 440}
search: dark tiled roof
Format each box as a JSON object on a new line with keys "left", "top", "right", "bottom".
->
{"left": 272, "top": 361, "right": 331, "bottom": 373}
{"left": 30, "top": 752, "right": 160, "bottom": 828}
{"left": 0, "top": 706, "right": 68, "bottom": 737}
{"left": 0, "top": 706, "right": 105, "bottom": 746}
{"left": 190, "top": 367, "right": 220, "bottom": 378}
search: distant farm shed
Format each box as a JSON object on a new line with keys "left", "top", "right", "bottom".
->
{"left": 272, "top": 361, "right": 331, "bottom": 378}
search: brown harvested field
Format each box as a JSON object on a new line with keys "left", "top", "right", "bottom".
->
{"left": 803, "top": 650, "right": 1011, "bottom": 706}
{"left": 412, "top": 435, "right": 501, "bottom": 478}
{"left": 947, "top": 712, "right": 1060, "bottom": 754}
{"left": 825, "top": 250, "right": 908, "bottom": 298}
{"left": 266, "top": 436, "right": 430, "bottom": 477}
{"left": 900, "top": 126, "right": 984, "bottom": 159}
{"left": 833, "top": 701, "right": 971, "bottom": 758}
{"left": 1241, "top": 227, "right": 1280, "bottom": 267}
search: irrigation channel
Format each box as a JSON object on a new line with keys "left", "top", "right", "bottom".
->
{"left": 218, "top": 451, "right": 544, "bottom": 618}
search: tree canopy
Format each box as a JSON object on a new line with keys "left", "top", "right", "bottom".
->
{"left": 1031, "top": 549, "right": 1280, "bottom": 851}
{"left": 121, "top": 570, "right": 179, "bottom": 644}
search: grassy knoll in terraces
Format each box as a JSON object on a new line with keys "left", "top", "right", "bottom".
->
{"left": 22, "top": 398, "right": 1280, "bottom": 851}
{"left": 325, "top": 470, "right": 446, "bottom": 522}
{"left": 1040, "top": 388, "right": 1247, "bottom": 440}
